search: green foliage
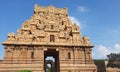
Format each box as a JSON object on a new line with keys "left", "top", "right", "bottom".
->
{"left": 68, "top": 70, "right": 72, "bottom": 72}
{"left": 46, "top": 65, "right": 51, "bottom": 72}
{"left": 17, "top": 70, "right": 32, "bottom": 72}
{"left": 94, "top": 59, "right": 105, "bottom": 63}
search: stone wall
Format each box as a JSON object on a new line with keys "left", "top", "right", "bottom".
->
{"left": 0, "top": 60, "right": 43, "bottom": 72}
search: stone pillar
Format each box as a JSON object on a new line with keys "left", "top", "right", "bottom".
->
{"left": 3, "top": 46, "right": 8, "bottom": 59}
{"left": 89, "top": 48, "right": 93, "bottom": 61}
{"left": 81, "top": 48, "right": 85, "bottom": 64}
{"left": 27, "top": 49, "right": 32, "bottom": 59}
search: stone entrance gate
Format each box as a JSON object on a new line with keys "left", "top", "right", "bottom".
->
{"left": 0, "top": 4, "right": 97, "bottom": 72}
{"left": 44, "top": 49, "right": 59, "bottom": 72}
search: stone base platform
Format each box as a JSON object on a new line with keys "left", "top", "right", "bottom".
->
{"left": 0, "top": 60, "right": 97, "bottom": 72}
{"left": 0, "top": 60, "right": 44, "bottom": 72}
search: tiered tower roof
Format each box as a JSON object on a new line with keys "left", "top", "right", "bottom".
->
{"left": 3, "top": 5, "right": 93, "bottom": 47}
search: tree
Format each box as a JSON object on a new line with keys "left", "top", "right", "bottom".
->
{"left": 107, "top": 53, "right": 120, "bottom": 61}
{"left": 46, "top": 64, "right": 51, "bottom": 72}
{"left": 107, "top": 53, "right": 120, "bottom": 68}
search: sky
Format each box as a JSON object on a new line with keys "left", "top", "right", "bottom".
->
{"left": 0, "top": 0, "right": 120, "bottom": 59}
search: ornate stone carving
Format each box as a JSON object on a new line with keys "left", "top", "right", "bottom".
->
{"left": 1, "top": 5, "right": 96, "bottom": 72}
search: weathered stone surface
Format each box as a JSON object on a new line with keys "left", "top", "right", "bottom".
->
{"left": 0, "top": 5, "right": 97, "bottom": 72}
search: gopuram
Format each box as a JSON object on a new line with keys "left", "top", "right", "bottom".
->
{"left": 0, "top": 5, "right": 97, "bottom": 72}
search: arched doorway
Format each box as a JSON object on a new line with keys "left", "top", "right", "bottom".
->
{"left": 45, "top": 60, "right": 55, "bottom": 72}
{"left": 44, "top": 49, "right": 59, "bottom": 72}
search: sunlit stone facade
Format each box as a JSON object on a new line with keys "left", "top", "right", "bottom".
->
{"left": 0, "top": 5, "right": 97, "bottom": 72}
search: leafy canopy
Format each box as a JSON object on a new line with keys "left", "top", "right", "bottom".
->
{"left": 17, "top": 70, "right": 32, "bottom": 72}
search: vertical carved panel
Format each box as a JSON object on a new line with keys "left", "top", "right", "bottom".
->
{"left": 89, "top": 48, "right": 92, "bottom": 60}
{"left": 34, "top": 48, "right": 43, "bottom": 59}
{"left": 81, "top": 48, "right": 85, "bottom": 64}
{"left": 39, "top": 49, "right": 44, "bottom": 60}
{"left": 34, "top": 49, "right": 38, "bottom": 59}
{"left": 59, "top": 48, "right": 67, "bottom": 60}
{"left": 12, "top": 49, "right": 16, "bottom": 59}
{"left": 70, "top": 49, "right": 73, "bottom": 59}
{"left": 27, "top": 49, "right": 32, "bottom": 59}
{"left": 19, "top": 47, "right": 27, "bottom": 59}
{"left": 4, "top": 46, "right": 8, "bottom": 59}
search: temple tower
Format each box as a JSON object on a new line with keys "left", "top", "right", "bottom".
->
{"left": 0, "top": 5, "right": 97, "bottom": 72}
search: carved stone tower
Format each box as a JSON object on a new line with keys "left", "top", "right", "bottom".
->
{"left": 0, "top": 5, "right": 97, "bottom": 72}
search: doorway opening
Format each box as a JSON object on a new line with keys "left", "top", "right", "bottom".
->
{"left": 44, "top": 49, "right": 59, "bottom": 72}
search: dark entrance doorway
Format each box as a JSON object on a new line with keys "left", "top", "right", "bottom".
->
{"left": 44, "top": 49, "right": 59, "bottom": 72}
{"left": 45, "top": 60, "right": 54, "bottom": 72}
